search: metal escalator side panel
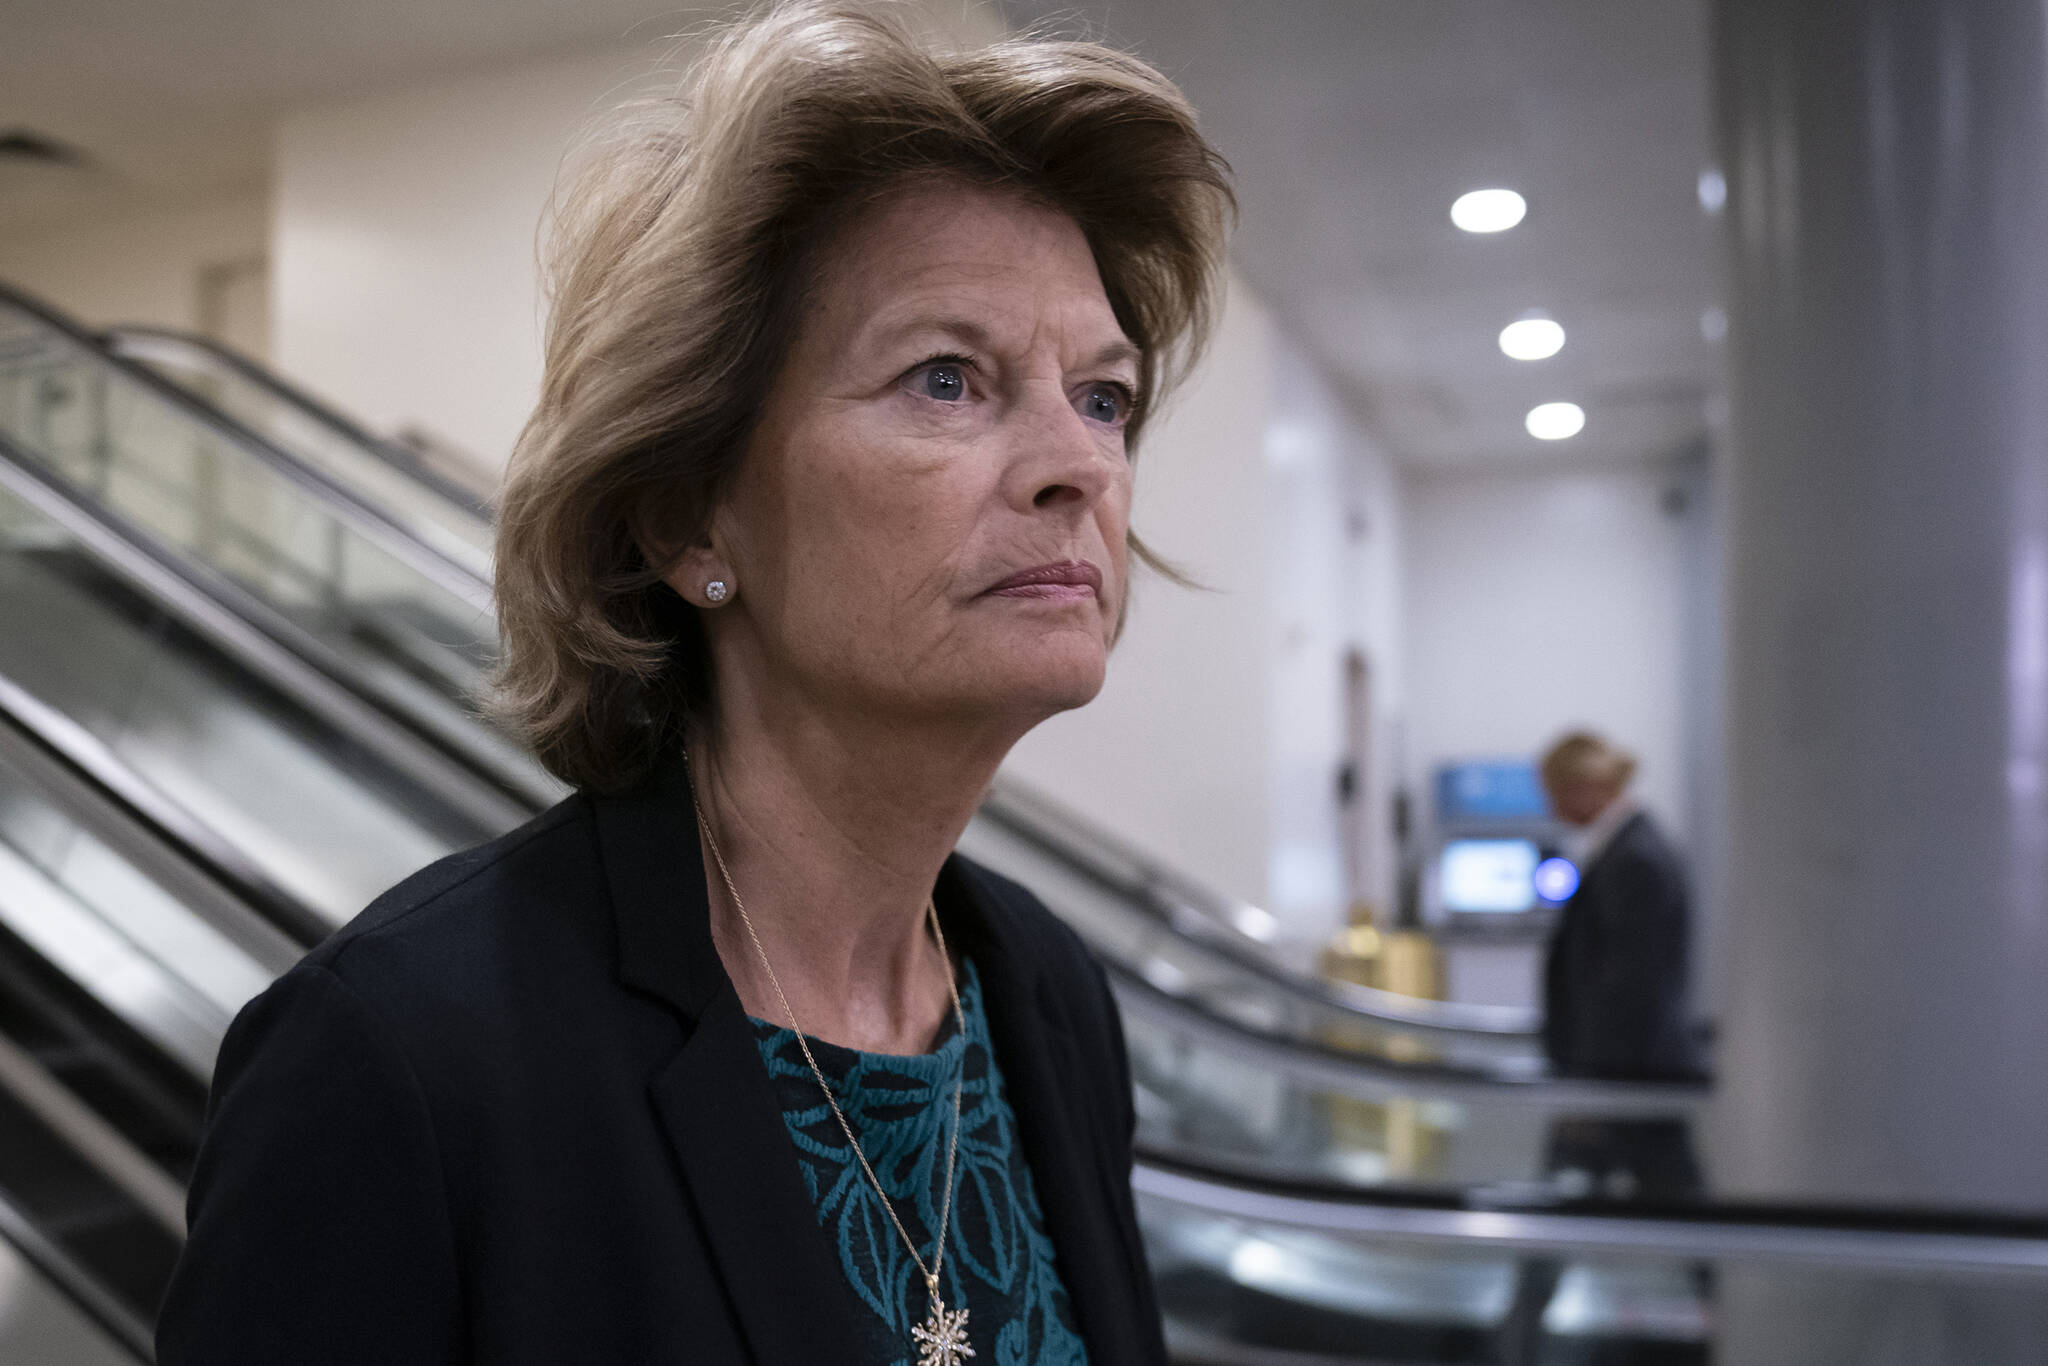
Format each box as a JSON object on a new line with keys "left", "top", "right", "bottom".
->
{"left": 1131, "top": 1154, "right": 2048, "bottom": 1364}
{"left": 0, "top": 289, "right": 563, "bottom": 815}
{"left": 0, "top": 836, "right": 235, "bottom": 1083}
{"left": 0, "top": 904, "right": 203, "bottom": 1336}
{"left": 0, "top": 1193, "right": 156, "bottom": 1363}
{"left": 0, "top": 430, "right": 533, "bottom": 837}
{"left": 0, "top": 675, "right": 317, "bottom": 963}
{"left": 0, "top": 468, "right": 501, "bottom": 928}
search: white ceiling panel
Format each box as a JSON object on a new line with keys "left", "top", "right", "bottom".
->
{"left": 1002, "top": 0, "right": 1725, "bottom": 469}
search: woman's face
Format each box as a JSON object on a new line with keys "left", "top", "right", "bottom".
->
{"left": 691, "top": 180, "right": 1140, "bottom": 732}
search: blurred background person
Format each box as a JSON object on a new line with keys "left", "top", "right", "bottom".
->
{"left": 1539, "top": 729, "right": 1705, "bottom": 1084}
{"left": 1500, "top": 732, "right": 1711, "bottom": 1365}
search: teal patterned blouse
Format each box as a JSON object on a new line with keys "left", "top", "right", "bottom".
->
{"left": 751, "top": 960, "right": 1091, "bottom": 1366}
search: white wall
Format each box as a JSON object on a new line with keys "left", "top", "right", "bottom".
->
{"left": 1341, "top": 397, "right": 1407, "bottom": 919}
{"left": 273, "top": 46, "right": 656, "bottom": 480}
{"left": 1262, "top": 354, "right": 1350, "bottom": 929}
{"left": 1258, "top": 335, "right": 1405, "bottom": 935}
{"left": 1402, "top": 460, "right": 1694, "bottom": 844}
{"left": 0, "top": 190, "right": 272, "bottom": 354}
{"left": 272, "top": 3, "right": 1007, "bottom": 482}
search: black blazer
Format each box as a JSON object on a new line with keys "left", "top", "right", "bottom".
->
{"left": 1540, "top": 811, "right": 1706, "bottom": 1081}
{"left": 157, "top": 759, "right": 1167, "bottom": 1365}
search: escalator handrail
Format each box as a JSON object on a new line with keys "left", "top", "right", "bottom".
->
{"left": 981, "top": 778, "right": 1543, "bottom": 1038}
{"left": 0, "top": 1188, "right": 155, "bottom": 1361}
{"left": 1104, "top": 948, "right": 1705, "bottom": 1107}
{"left": 1134, "top": 1152, "right": 2048, "bottom": 1279}
{"left": 0, "top": 282, "right": 492, "bottom": 613}
{"left": 101, "top": 325, "right": 496, "bottom": 523}
{"left": 0, "top": 671, "right": 331, "bottom": 950}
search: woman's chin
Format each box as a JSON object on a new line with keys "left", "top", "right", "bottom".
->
{"left": 967, "top": 641, "right": 1108, "bottom": 722}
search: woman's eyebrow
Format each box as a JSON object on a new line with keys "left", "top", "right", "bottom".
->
{"left": 860, "top": 314, "right": 996, "bottom": 357}
{"left": 1084, "top": 339, "right": 1142, "bottom": 373}
{"left": 861, "top": 315, "right": 1140, "bottom": 373}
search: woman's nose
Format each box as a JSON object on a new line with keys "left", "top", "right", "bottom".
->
{"left": 1007, "top": 385, "right": 1119, "bottom": 512}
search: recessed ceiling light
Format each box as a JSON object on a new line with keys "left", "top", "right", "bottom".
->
{"left": 1500, "top": 315, "right": 1565, "bottom": 361}
{"left": 1697, "top": 167, "right": 1726, "bottom": 214}
{"left": 1451, "top": 188, "right": 1526, "bottom": 234}
{"left": 1526, "top": 402, "right": 1585, "bottom": 440}
{"left": 1699, "top": 305, "right": 1728, "bottom": 343}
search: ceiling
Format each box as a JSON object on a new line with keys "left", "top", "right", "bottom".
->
{"left": 3, "top": 0, "right": 1721, "bottom": 471}
{"left": 1000, "top": 0, "right": 1724, "bottom": 471}
{"left": 0, "top": 0, "right": 725, "bottom": 233}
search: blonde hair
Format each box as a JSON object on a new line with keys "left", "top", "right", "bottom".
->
{"left": 491, "top": 1, "right": 1233, "bottom": 792}
{"left": 1540, "top": 731, "right": 1638, "bottom": 791}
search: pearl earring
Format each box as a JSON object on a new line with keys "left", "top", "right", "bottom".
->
{"left": 704, "top": 579, "right": 730, "bottom": 604}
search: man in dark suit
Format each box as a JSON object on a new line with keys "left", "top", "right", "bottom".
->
{"left": 1498, "top": 734, "right": 1712, "bottom": 1365}
{"left": 1539, "top": 731, "right": 1706, "bottom": 1083}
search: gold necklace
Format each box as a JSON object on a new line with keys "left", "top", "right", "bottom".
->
{"left": 694, "top": 778, "right": 974, "bottom": 1366}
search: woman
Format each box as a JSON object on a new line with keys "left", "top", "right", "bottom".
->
{"left": 157, "top": 4, "right": 1230, "bottom": 1364}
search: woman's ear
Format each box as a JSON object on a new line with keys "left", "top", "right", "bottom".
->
{"left": 634, "top": 499, "right": 737, "bottom": 610}
{"left": 662, "top": 544, "right": 736, "bottom": 608}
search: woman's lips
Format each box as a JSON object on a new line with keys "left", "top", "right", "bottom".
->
{"left": 984, "top": 559, "right": 1103, "bottom": 601}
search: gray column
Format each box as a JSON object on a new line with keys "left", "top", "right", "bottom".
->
{"left": 1712, "top": 0, "right": 2048, "bottom": 1220}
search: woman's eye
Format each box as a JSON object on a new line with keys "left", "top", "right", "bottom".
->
{"left": 911, "top": 362, "right": 970, "bottom": 403}
{"left": 1078, "top": 382, "right": 1134, "bottom": 427}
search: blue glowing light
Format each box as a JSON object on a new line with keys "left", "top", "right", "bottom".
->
{"left": 1534, "top": 857, "right": 1580, "bottom": 903}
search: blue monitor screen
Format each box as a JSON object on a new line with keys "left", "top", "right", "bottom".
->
{"left": 1436, "top": 760, "right": 1549, "bottom": 824}
{"left": 1440, "top": 838, "right": 1540, "bottom": 913}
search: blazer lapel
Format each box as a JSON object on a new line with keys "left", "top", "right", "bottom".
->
{"left": 591, "top": 759, "right": 866, "bottom": 1366}
{"left": 647, "top": 993, "right": 866, "bottom": 1364}
{"left": 944, "top": 860, "right": 1151, "bottom": 1366}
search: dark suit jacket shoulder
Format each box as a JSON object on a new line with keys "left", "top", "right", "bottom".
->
{"left": 157, "top": 766, "right": 1164, "bottom": 1366}
{"left": 1541, "top": 811, "right": 1705, "bottom": 1081}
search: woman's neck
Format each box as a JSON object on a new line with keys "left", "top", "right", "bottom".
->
{"left": 689, "top": 702, "right": 1017, "bottom": 1055}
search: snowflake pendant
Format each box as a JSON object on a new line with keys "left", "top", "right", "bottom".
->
{"left": 911, "top": 1296, "right": 973, "bottom": 1366}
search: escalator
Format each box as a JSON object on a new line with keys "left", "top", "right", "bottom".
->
{"left": 1134, "top": 1155, "right": 2048, "bottom": 1363}
{"left": 0, "top": 286, "right": 552, "bottom": 814}
{"left": 8, "top": 283, "right": 2044, "bottom": 1361}
{"left": 0, "top": 589, "right": 2036, "bottom": 1364}
{"left": 1, "top": 605, "right": 2043, "bottom": 1365}
{"left": 0, "top": 667, "right": 297, "bottom": 1362}
{"left": 0, "top": 1190, "right": 153, "bottom": 1363}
